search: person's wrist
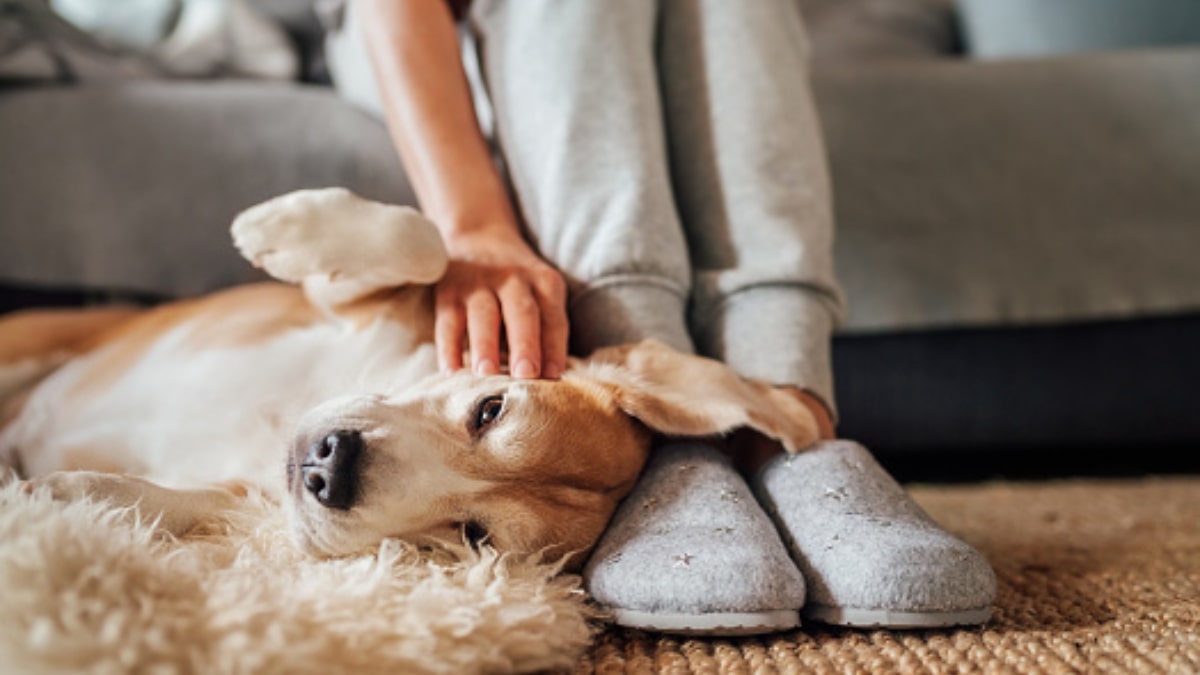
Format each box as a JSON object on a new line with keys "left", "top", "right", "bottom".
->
{"left": 437, "top": 213, "right": 525, "bottom": 253}
{"left": 440, "top": 213, "right": 510, "bottom": 237}
{"left": 429, "top": 185, "right": 522, "bottom": 240}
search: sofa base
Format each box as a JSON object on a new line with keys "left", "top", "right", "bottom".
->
{"left": 835, "top": 314, "right": 1200, "bottom": 460}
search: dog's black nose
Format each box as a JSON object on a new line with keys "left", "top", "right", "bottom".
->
{"left": 301, "top": 430, "right": 363, "bottom": 510}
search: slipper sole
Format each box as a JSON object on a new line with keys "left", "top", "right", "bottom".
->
{"left": 610, "top": 608, "right": 800, "bottom": 636}
{"left": 804, "top": 604, "right": 992, "bottom": 629}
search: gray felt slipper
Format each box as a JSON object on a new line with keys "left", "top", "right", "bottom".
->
{"left": 584, "top": 441, "right": 806, "bottom": 636}
{"left": 754, "top": 440, "right": 996, "bottom": 628}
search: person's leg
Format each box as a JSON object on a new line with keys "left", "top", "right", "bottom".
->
{"left": 468, "top": 0, "right": 806, "bottom": 635}
{"left": 466, "top": 0, "right": 693, "bottom": 355}
{"left": 654, "top": 0, "right": 995, "bottom": 628}
{"left": 659, "top": 0, "right": 840, "bottom": 411}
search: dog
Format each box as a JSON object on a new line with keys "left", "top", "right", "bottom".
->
{"left": 0, "top": 188, "right": 818, "bottom": 567}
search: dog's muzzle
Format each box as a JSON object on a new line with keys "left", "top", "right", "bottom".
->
{"left": 299, "top": 429, "right": 363, "bottom": 510}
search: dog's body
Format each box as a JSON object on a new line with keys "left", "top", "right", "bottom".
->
{"left": 0, "top": 189, "right": 818, "bottom": 565}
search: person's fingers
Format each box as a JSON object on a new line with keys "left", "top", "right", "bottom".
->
{"left": 465, "top": 289, "right": 502, "bottom": 375}
{"left": 498, "top": 280, "right": 542, "bottom": 379}
{"left": 434, "top": 287, "right": 465, "bottom": 373}
{"left": 532, "top": 272, "right": 569, "bottom": 379}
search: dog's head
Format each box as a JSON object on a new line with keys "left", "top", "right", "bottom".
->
{"left": 285, "top": 340, "right": 818, "bottom": 567}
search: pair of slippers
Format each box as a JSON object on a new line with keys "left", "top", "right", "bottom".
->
{"left": 585, "top": 441, "right": 996, "bottom": 635}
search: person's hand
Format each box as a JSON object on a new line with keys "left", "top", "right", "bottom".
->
{"left": 435, "top": 228, "right": 569, "bottom": 379}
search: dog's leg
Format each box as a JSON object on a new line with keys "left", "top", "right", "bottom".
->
{"left": 231, "top": 188, "right": 449, "bottom": 312}
{"left": 25, "top": 471, "right": 244, "bottom": 536}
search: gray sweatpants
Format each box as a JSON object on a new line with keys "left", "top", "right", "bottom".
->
{"left": 327, "top": 0, "right": 844, "bottom": 413}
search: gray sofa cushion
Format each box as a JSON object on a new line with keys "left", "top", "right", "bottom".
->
{"left": 817, "top": 47, "right": 1200, "bottom": 332}
{"left": 0, "top": 81, "right": 413, "bottom": 296}
{"left": 3, "top": 49, "right": 1199, "bottom": 336}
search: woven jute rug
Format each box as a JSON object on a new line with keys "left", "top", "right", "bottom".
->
{"left": 577, "top": 476, "right": 1200, "bottom": 674}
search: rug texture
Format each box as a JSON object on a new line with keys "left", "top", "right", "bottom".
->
{"left": 578, "top": 476, "right": 1200, "bottom": 674}
{"left": 0, "top": 483, "right": 597, "bottom": 674}
{"left": 2, "top": 477, "right": 1197, "bottom": 673}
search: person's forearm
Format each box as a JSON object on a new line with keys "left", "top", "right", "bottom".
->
{"left": 359, "top": 0, "right": 518, "bottom": 241}
{"left": 358, "top": 1, "right": 569, "bottom": 381}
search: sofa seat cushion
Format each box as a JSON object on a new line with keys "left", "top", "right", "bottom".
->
{"left": 816, "top": 48, "right": 1200, "bottom": 333}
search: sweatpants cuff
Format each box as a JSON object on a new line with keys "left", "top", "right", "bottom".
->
{"left": 695, "top": 287, "right": 838, "bottom": 419}
{"left": 570, "top": 280, "right": 694, "bottom": 357}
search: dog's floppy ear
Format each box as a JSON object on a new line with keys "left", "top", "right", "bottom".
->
{"left": 579, "top": 340, "right": 820, "bottom": 453}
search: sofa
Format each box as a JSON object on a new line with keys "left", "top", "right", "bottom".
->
{"left": 2, "top": 0, "right": 1198, "bottom": 479}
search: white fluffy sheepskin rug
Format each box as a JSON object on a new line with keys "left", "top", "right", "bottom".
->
{"left": 0, "top": 483, "right": 599, "bottom": 674}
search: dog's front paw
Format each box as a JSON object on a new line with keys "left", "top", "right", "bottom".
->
{"left": 24, "top": 471, "right": 139, "bottom": 505}
{"left": 231, "top": 188, "right": 448, "bottom": 287}
{"left": 25, "top": 473, "right": 239, "bottom": 535}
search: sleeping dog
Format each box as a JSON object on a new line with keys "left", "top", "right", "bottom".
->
{"left": 0, "top": 189, "right": 818, "bottom": 566}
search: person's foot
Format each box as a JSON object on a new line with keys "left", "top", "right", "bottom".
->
{"left": 584, "top": 441, "right": 805, "bottom": 635}
{"left": 753, "top": 440, "right": 996, "bottom": 628}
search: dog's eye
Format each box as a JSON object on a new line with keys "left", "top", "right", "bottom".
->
{"left": 462, "top": 520, "right": 490, "bottom": 549}
{"left": 473, "top": 394, "right": 505, "bottom": 431}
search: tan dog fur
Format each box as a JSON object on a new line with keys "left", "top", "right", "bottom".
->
{"left": 0, "top": 189, "right": 818, "bottom": 567}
